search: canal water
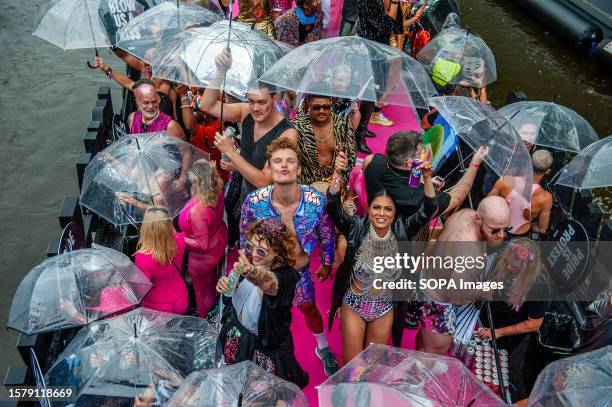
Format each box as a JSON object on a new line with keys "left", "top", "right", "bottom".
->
{"left": 0, "top": 0, "right": 610, "bottom": 373}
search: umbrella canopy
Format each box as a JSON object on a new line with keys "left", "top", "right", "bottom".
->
{"left": 421, "top": 0, "right": 461, "bottom": 34}
{"left": 555, "top": 136, "right": 612, "bottom": 189}
{"left": 318, "top": 344, "right": 504, "bottom": 406}
{"left": 527, "top": 346, "right": 612, "bottom": 407}
{"left": 416, "top": 26, "right": 496, "bottom": 88}
{"left": 99, "top": 0, "right": 162, "bottom": 45}
{"left": 498, "top": 101, "right": 599, "bottom": 153}
{"left": 45, "top": 308, "right": 219, "bottom": 406}
{"left": 259, "top": 36, "right": 437, "bottom": 109}
{"left": 8, "top": 246, "right": 152, "bottom": 335}
{"left": 33, "top": 0, "right": 113, "bottom": 50}
{"left": 151, "top": 20, "right": 290, "bottom": 98}
{"left": 166, "top": 361, "right": 308, "bottom": 406}
{"left": 428, "top": 96, "right": 533, "bottom": 204}
{"left": 80, "top": 132, "right": 209, "bottom": 226}
{"left": 115, "top": 1, "right": 222, "bottom": 63}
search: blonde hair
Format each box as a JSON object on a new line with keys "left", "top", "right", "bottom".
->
{"left": 188, "top": 159, "right": 223, "bottom": 206}
{"left": 136, "top": 207, "right": 177, "bottom": 266}
{"left": 493, "top": 238, "right": 543, "bottom": 307}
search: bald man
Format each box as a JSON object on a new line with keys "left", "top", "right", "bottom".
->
{"left": 128, "top": 79, "right": 185, "bottom": 140}
{"left": 415, "top": 196, "right": 511, "bottom": 355}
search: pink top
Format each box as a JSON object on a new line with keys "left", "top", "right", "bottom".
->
{"left": 130, "top": 111, "right": 173, "bottom": 134}
{"left": 134, "top": 232, "right": 188, "bottom": 314}
{"left": 506, "top": 184, "right": 541, "bottom": 233}
{"left": 178, "top": 194, "right": 228, "bottom": 255}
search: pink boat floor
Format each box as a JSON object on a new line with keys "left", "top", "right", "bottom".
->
{"left": 230, "top": 106, "right": 422, "bottom": 406}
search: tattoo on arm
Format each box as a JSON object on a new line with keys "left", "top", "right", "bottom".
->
{"left": 246, "top": 266, "right": 279, "bottom": 296}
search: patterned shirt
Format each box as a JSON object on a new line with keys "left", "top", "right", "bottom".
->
{"left": 240, "top": 184, "right": 335, "bottom": 265}
{"left": 292, "top": 112, "right": 356, "bottom": 186}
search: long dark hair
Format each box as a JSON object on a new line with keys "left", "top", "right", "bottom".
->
{"left": 368, "top": 189, "right": 398, "bottom": 209}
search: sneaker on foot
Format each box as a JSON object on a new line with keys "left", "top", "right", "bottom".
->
{"left": 369, "top": 111, "right": 394, "bottom": 127}
{"left": 315, "top": 346, "right": 339, "bottom": 377}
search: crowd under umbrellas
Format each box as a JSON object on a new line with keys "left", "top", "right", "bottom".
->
{"left": 14, "top": 0, "right": 611, "bottom": 405}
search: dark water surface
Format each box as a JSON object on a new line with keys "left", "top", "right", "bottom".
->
{"left": 0, "top": 0, "right": 610, "bottom": 374}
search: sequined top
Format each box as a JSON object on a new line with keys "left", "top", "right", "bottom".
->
{"left": 240, "top": 184, "right": 335, "bottom": 265}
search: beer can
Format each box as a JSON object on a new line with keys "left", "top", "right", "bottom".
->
{"left": 475, "top": 345, "right": 484, "bottom": 353}
{"left": 483, "top": 357, "right": 492, "bottom": 365}
{"left": 464, "top": 347, "right": 475, "bottom": 368}
{"left": 500, "top": 354, "right": 508, "bottom": 363}
{"left": 474, "top": 368, "right": 483, "bottom": 377}
{"left": 482, "top": 341, "right": 491, "bottom": 350}
{"left": 500, "top": 361, "right": 509, "bottom": 370}
{"left": 475, "top": 350, "right": 484, "bottom": 359}
{"left": 474, "top": 362, "right": 483, "bottom": 371}
{"left": 484, "top": 376, "right": 492, "bottom": 385}
{"left": 409, "top": 160, "right": 423, "bottom": 187}
{"left": 492, "top": 378, "right": 500, "bottom": 394}
{"left": 469, "top": 340, "right": 477, "bottom": 348}
{"left": 502, "top": 373, "right": 510, "bottom": 383}
{"left": 476, "top": 374, "right": 484, "bottom": 381}
{"left": 459, "top": 340, "right": 469, "bottom": 358}
{"left": 483, "top": 363, "right": 492, "bottom": 372}
{"left": 491, "top": 370, "right": 499, "bottom": 379}
{"left": 499, "top": 349, "right": 508, "bottom": 358}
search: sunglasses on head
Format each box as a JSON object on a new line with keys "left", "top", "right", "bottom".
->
{"left": 245, "top": 241, "right": 269, "bottom": 257}
{"left": 310, "top": 104, "right": 331, "bottom": 111}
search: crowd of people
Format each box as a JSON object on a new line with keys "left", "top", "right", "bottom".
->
{"left": 88, "top": 0, "right": 611, "bottom": 405}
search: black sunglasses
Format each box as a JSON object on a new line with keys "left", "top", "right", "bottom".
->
{"left": 310, "top": 104, "right": 332, "bottom": 111}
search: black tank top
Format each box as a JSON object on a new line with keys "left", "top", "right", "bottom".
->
{"left": 239, "top": 114, "right": 293, "bottom": 200}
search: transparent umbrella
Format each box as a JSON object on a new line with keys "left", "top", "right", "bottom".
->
{"left": 527, "top": 346, "right": 612, "bottom": 407}
{"left": 259, "top": 36, "right": 437, "bottom": 109}
{"left": 318, "top": 344, "right": 504, "bottom": 406}
{"left": 80, "top": 132, "right": 209, "bottom": 226}
{"left": 151, "top": 20, "right": 290, "bottom": 99}
{"left": 166, "top": 361, "right": 308, "bottom": 406}
{"left": 428, "top": 96, "right": 533, "bottom": 205}
{"left": 8, "top": 246, "right": 152, "bottom": 335}
{"left": 555, "top": 136, "right": 612, "bottom": 189}
{"left": 421, "top": 0, "right": 461, "bottom": 34}
{"left": 33, "top": 0, "right": 113, "bottom": 50}
{"left": 115, "top": 1, "right": 222, "bottom": 64}
{"left": 416, "top": 26, "right": 496, "bottom": 88}
{"left": 498, "top": 101, "right": 599, "bottom": 153}
{"left": 98, "top": 0, "right": 163, "bottom": 45}
{"left": 45, "top": 308, "right": 219, "bottom": 406}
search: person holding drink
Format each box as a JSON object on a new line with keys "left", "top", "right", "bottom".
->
{"left": 215, "top": 219, "right": 308, "bottom": 388}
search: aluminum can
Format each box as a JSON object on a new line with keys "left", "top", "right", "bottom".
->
{"left": 224, "top": 269, "right": 241, "bottom": 297}
{"left": 451, "top": 337, "right": 462, "bottom": 357}
{"left": 464, "top": 347, "right": 475, "bottom": 368}
{"left": 409, "top": 160, "right": 423, "bottom": 187}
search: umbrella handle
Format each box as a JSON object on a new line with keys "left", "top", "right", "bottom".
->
{"left": 86, "top": 49, "right": 100, "bottom": 70}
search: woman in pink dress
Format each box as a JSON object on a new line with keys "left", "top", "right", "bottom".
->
{"left": 135, "top": 207, "right": 188, "bottom": 314}
{"left": 179, "top": 159, "right": 228, "bottom": 318}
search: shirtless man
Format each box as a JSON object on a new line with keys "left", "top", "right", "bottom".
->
{"left": 292, "top": 94, "right": 356, "bottom": 186}
{"left": 418, "top": 196, "right": 512, "bottom": 355}
{"left": 488, "top": 149, "right": 553, "bottom": 238}
{"left": 239, "top": 137, "right": 339, "bottom": 376}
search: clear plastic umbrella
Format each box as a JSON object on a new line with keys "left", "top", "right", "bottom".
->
{"left": 45, "top": 308, "right": 219, "bottom": 407}
{"left": 527, "top": 346, "right": 612, "bottom": 407}
{"left": 318, "top": 344, "right": 505, "bottom": 406}
{"left": 151, "top": 20, "right": 290, "bottom": 99}
{"left": 422, "top": 0, "right": 461, "bottom": 34}
{"left": 258, "top": 36, "right": 437, "bottom": 109}
{"left": 498, "top": 101, "right": 599, "bottom": 153}
{"left": 555, "top": 136, "right": 612, "bottom": 189}
{"left": 80, "top": 132, "right": 209, "bottom": 226}
{"left": 8, "top": 246, "right": 152, "bottom": 335}
{"left": 166, "top": 361, "right": 308, "bottom": 406}
{"left": 115, "top": 1, "right": 222, "bottom": 64}
{"left": 428, "top": 96, "right": 533, "bottom": 205}
{"left": 416, "top": 26, "right": 497, "bottom": 88}
{"left": 33, "top": 0, "right": 113, "bottom": 50}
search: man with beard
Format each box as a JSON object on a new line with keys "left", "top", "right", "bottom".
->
{"left": 292, "top": 94, "right": 356, "bottom": 187}
{"left": 240, "top": 137, "right": 339, "bottom": 377}
{"left": 128, "top": 79, "right": 185, "bottom": 139}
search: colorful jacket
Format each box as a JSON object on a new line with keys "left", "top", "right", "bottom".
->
{"left": 274, "top": 7, "right": 324, "bottom": 47}
{"left": 240, "top": 184, "right": 335, "bottom": 265}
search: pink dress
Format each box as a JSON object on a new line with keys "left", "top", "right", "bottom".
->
{"left": 178, "top": 194, "right": 228, "bottom": 318}
{"left": 135, "top": 232, "right": 188, "bottom": 314}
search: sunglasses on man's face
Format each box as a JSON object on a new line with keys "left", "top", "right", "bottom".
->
{"left": 310, "top": 104, "right": 332, "bottom": 111}
{"left": 245, "top": 241, "right": 269, "bottom": 257}
{"left": 482, "top": 221, "right": 513, "bottom": 235}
